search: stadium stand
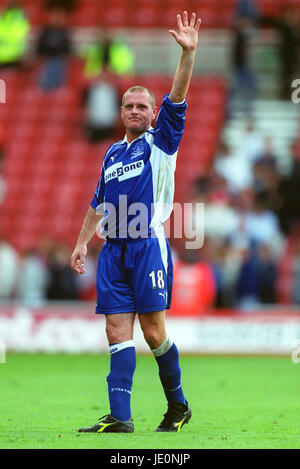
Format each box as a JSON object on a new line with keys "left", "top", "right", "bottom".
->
{"left": 0, "top": 0, "right": 299, "bottom": 309}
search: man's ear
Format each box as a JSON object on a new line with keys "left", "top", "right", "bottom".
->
{"left": 152, "top": 106, "right": 158, "bottom": 119}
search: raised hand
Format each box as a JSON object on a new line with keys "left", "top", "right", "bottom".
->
{"left": 169, "top": 11, "right": 201, "bottom": 51}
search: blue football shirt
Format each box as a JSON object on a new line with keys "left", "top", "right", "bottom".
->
{"left": 91, "top": 94, "right": 187, "bottom": 240}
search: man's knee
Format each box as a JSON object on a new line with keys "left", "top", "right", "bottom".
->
{"left": 142, "top": 327, "right": 165, "bottom": 350}
{"left": 139, "top": 311, "right": 167, "bottom": 350}
{"left": 105, "top": 313, "right": 135, "bottom": 344}
{"left": 106, "top": 324, "right": 122, "bottom": 344}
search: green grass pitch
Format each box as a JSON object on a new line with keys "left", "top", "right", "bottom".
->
{"left": 0, "top": 353, "right": 299, "bottom": 449}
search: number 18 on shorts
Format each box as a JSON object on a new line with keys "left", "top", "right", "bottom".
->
{"left": 95, "top": 237, "right": 173, "bottom": 315}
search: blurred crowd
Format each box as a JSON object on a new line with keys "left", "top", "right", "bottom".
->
{"left": 184, "top": 124, "right": 300, "bottom": 310}
{"left": 0, "top": 0, "right": 300, "bottom": 311}
{"left": 0, "top": 235, "right": 101, "bottom": 305}
{"left": 230, "top": 0, "right": 300, "bottom": 111}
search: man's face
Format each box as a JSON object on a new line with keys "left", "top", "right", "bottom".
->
{"left": 121, "top": 91, "right": 156, "bottom": 137}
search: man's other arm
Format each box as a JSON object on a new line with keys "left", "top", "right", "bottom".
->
{"left": 70, "top": 206, "right": 102, "bottom": 274}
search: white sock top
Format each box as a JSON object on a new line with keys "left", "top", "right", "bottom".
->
{"left": 151, "top": 337, "right": 173, "bottom": 357}
{"left": 109, "top": 340, "right": 135, "bottom": 355}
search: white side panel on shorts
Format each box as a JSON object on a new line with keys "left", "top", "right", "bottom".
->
{"left": 156, "top": 234, "right": 168, "bottom": 277}
{"left": 145, "top": 133, "right": 178, "bottom": 233}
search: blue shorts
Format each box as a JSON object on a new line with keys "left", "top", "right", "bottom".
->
{"left": 95, "top": 236, "right": 173, "bottom": 315}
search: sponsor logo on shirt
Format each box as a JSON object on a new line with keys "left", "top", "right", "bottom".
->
{"left": 104, "top": 160, "right": 144, "bottom": 183}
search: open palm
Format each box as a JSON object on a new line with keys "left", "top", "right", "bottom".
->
{"left": 169, "top": 11, "right": 201, "bottom": 51}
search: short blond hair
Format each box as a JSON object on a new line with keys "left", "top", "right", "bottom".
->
{"left": 122, "top": 86, "right": 156, "bottom": 109}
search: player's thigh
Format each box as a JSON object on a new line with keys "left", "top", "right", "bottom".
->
{"left": 130, "top": 237, "right": 172, "bottom": 314}
{"left": 105, "top": 312, "right": 136, "bottom": 344}
{"left": 138, "top": 310, "right": 167, "bottom": 349}
{"left": 96, "top": 243, "right": 136, "bottom": 315}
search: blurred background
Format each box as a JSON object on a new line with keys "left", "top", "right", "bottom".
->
{"left": 0, "top": 0, "right": 300, "bottom": 329}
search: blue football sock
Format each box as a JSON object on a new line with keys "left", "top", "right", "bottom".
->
{"left": 107, "top": 340, "right": 136, "bottom": 421}
{"left": 152, "top": 337, "right": 186, "bottom": 406}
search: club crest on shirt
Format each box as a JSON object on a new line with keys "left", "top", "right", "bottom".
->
{"left": 104, "top": 160, "right": 144, "bottom": 183}
{"left": 130, "top": 140, "right": 144, "bottom": 159}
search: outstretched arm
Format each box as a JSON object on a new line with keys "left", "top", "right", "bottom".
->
{"left": 169, "top": 11, "right": 201, "bottom": 103}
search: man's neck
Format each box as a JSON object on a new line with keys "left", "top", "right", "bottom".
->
{"left": 126, "top": 127, "right": 151, "bottom": 144}
{"left": 126, "top": 133, "right": 140, "bottom": 144}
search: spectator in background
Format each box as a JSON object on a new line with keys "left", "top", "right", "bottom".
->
{"left": 0, "top": 0, "right": 30, "bottom": 70}
{"left": 277, "top": 7, "right": 300, "bottom": 100}
{"left": 277, "top": 140, "right": 300, "bottom": 235}
{"left": 83, "top": 71, "right": 121, "bottom": 143}
{"left": 80, "top": 29, "right": 135, "bottom": 80}
{"left": 243, "top": 191, "right": 284, "bottom": 257}
{"left": 214, "top": 238, "right": 248, "bottom": 308}
{"left": 0, "top": 235, "right": 19, "bottom": 299}
{"left": 236, "top": 242, "right": 277, "bottom": 309}
{"left": 235, "top": 121, "right": 265, "bottom": 163}
{"left": 253, "top": 136, "right": 277, "bottom": 171}
{"left": 236, "top": 0, "right": 259, "bottom": 23}
{"left": 16, "top": 248, "right": 49, "bottom": 306}
{"left": 36, "top": 7, "right": 72, "bottom": 90}
{"left": 229, "top": 16, "right": 258, "bottom": 117}
{"left": 257, "top": 243, "right": 278, "bottom": 303}
{"left": 214, "top": 140, "right": 253, "bottom": 194}
{"left": 191, "top": 176, "right": 241, "bottom": 244}
{"left": 252, "top": 137, "right": 281, "bottom": 210}
{"left": 259, "top": 6, "right": 300, "bottom": 100}
{"left": 47, "top": 244, "right": 78, "bottom": 300}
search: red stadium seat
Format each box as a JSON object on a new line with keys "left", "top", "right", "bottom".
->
{"left": 130, "top": 6, "right": 157, "bottom": 28}
{"left": 69, "top": 5, "right": 99, "bottom": 26}
{"left": 259, "top": 0, "right": 282, "bottom": 16}
{"left": 102, "top": 6, "right": 130, "bottom": 27}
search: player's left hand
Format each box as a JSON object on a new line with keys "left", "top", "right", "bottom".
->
{"left": 169, "top": 11, "right": 201, "bottom": 51}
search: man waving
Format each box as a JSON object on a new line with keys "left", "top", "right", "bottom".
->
{"left": 71, "top": 11, "right": 201, "bottom": 434}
